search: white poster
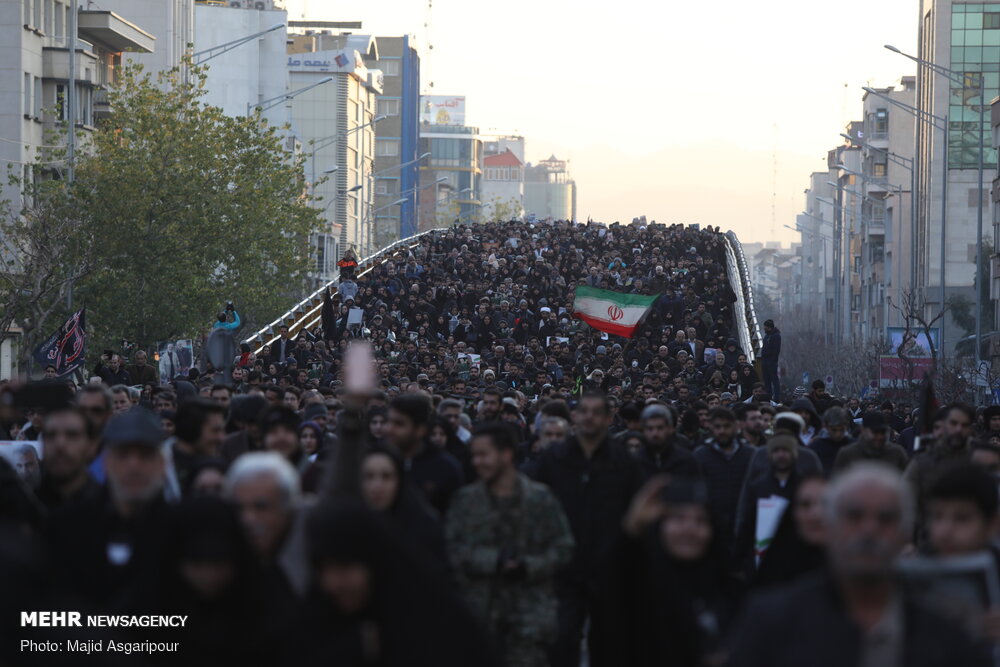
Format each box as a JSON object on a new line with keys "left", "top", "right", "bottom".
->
{"left": 755, "top": 496, "right": 789, "bottom": 566}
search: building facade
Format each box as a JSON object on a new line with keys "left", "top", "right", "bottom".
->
{"left": 193, "top": 1, "right": 288, "bottom": 128}
{"left": 418, "top": 96, "right": 481, "bottom": 229}
{"left": 916, "top": 0, "right": 998, "bottom": 349}
{"left": 1, "top": 1, "right": 154, "bottom": 206}
{"left": 524, "top": 155, "right": 576, "bottom": 221}
{"left": 481, "top": 149, "right": 524, "bottom": 220}
{"left": 287, "top": 33, "right": 382, "bottom": 278}
{"left": 364, "top": 35, "right": 419, "bottom": 246}
{"left": 98, "top": 0, "right": 192, "bottom": 74}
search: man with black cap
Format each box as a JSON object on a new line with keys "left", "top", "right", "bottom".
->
{"left": 45, "top": 408, "right": 170, "bottom": 609}
{"left": 833, "top": 412, "right": 908, "bottom": 472}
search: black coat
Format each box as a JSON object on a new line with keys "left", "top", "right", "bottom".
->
{"left": 728, "top": 573, "right": 991, "bottom": 667}
{"left": 808, "top": 436, "right": 854, "bottom": 476}
{"left": 406, "top": 445, "right": 464, "bottom": 516}
{"left": 692, "top": 441, "right": 755, "bottom": 557}
{"left": 530, "top": 435, "right": 643, "bottom": 589}
{"left": 635, "top": 443, "right": 700, "bottom": 480}
{"left": 43, "top": 490, "right": 171, "bottom": 611}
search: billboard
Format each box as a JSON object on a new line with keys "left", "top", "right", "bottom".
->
{"left": 886, "top": 326, "right": 940, "bottom": 356}
{"left": 420, "top": 96, "right": 466, "bottom": 126}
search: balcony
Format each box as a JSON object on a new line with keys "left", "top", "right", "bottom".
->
{"left": 77, "top": 11, "right": 155, "bottom": 54}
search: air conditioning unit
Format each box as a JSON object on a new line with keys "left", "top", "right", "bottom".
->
{"left": 229, "top": 1, "right": 243, "bottom": 7}
{"left": 254, "top": 1, "right": 266, "bottom": 9}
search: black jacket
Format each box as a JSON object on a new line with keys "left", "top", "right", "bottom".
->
{"left": 693, "top": 441, "right": 755, "bottom": 557}
{"left": 635, "top": 443, "right": 700, "bottom": 480}
{"left": 808, "top": 436, "right": 854, "bottom": 476}
{"left": 405, "top": 444, "right": 464, "bottom": 515}
{"left": 728, "top": 573, "right": 991, "bottom": 667}
{"left": 761, "top": 328, "right": 781, "bottom": 362}
{"left": 43, "top": 489, "right": 171, "bottom": 611}
{"left": 530, "top": 435, "right": 643, "bottom": 588}
{"left": 733, "top": 470, "right": 800, "bottom": 577}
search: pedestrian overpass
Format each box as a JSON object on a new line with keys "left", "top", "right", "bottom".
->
{"left": 243, "top": 224, "right": 762, "bottom": 362}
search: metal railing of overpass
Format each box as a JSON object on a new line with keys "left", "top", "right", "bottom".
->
{"left": 245, "top": 224, "right": 763, "bottom": 362}
{"left": 244, "top": 230, "right": 437, "bottom": 354}
{"left": 724, "top": 230, "right": 762, "bottom": 361}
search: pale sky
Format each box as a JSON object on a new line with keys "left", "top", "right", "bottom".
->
{"left": 287, "top": 0, "right": 918, "bottom": 244}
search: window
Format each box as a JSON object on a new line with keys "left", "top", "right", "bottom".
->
{"left": 44, "top": 0, "right": 53, "bottom": 34}
{"left": 375, "top": 182, "right": 388, "bottom": 195}
{"left": 55, "top": 84, "right": 65, "bottom": 120}
{"left": 511, "top": 168, "right": 520, "bottom": 180}
{"left": 33, "top": 0, "right": 41, "bottom": 30}
{"left": 24, "top": 73, "right": 32, "bottom": 115}
{"left": 376, "top": 98, "right": 400, "bottom": 116}
{"left": 986, "top": 12, "right": 1000, "bottom": 29}
{"left": 376, "top": 139, "right": 399, "bottom": 157}
{"left": 54, "top": 0, "right": 63, "bottom": 39}
{"left": 874, "top": 108, "right": 888, "bottom": 135}
{"left": 33, "top": 77, "right": 42, "bottom": 118}
{"left": 23, "top": 0, "right": 31, "bottom": 27}
{"left": 873, "top": 162, "right": 887, "bottom": 178}
{"left": 382, "top": 60, "right": 400, "bottom": 76}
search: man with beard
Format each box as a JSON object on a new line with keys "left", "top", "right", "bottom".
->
{"left": 833, "top": 412, "right": 908, "bottom": 473}
{"left": 634, "top": 404, "right": 699, "bottom": 479}
{"left": 735, "top": 403, "right": 767, "bottom": 448}
{"left": 35, "top": 407, "right": 101, "bottom": 510}
{"left": 729, "top": 464, "right": 990, "bottom": 666}
{"left": 530, "top": 392, "right": 642, "bottom": 667}
{"left": 808, "top": 407, "right": 854, "bottom": 475}
{"left": 734, "top": 434, "right": 801, "bottom": 577}
{"left": 905, "top": 402, "right": 976, "bottom": 521}
{"left": 446, "top": 422, "right": 574, "bottom": 667}
{"left": 45, "top": 408, "right": 171, "bottom": 609}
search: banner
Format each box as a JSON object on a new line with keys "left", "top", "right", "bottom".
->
{"left": 33, "top": 308, "right": 86, "bottom": 377}
{"left": 879, "top": 356, "right": 934, "bottom": 387}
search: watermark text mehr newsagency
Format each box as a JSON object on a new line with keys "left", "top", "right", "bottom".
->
{"left": 21, "top": 612, "right": 188, "bottom": 627}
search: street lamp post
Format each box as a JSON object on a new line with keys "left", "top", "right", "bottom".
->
{"left": 246, "top": 77, "right": 335, "bottom": 116}
{"left": 192, "top": 23, "right": 285, "bottom": 64}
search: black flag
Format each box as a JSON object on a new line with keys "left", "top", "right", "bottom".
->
{"left": 322, "top": 287, "right": 337, "bottom": 341}
{"left": 33, "top": 308, "right": 86, "bottom": 377}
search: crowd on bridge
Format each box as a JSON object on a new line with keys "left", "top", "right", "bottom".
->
{"left": 3, "top": 219, "right": 1000, "bottom": 666}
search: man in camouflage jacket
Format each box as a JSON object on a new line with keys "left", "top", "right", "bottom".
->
{"left": 447, "top": 422, "right": 574, "bottom": 667}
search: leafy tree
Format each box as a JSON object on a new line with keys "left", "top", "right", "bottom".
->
{"left": 0, "top": 175, "right": 94, "bottom": 372}
{"left": 73, "top": 63, "right": 322, "bottom": 351}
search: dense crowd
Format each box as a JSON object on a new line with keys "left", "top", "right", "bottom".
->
{"left": 3, "top": 220, "right": 1000, "bottom": 666}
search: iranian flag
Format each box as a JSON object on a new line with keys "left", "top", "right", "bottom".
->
{"left": 571, "top": 286, "right": 659, "bottom": 338}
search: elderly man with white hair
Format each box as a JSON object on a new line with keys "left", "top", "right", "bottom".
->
{"left": 729, "top": 463, "right": 990, "bottom": 667}
{"left": 226, "top": 452, "right": 309, "bottom": 603}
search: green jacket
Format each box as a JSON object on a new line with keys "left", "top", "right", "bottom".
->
{"left": 446, "top": 473, "right": 574, "bottom": 643}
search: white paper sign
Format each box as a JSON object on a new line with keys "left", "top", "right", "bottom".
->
{"left": 755, "top": 496, "right": 789, "bottom": 565}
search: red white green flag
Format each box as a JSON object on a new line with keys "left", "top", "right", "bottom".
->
{"left": 571, "top": 286, "right": 659, "bottom": 338}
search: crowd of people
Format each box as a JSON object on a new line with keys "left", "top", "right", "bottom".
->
{"left": 2, "top": 219, "right": 1000, "bottom": 666}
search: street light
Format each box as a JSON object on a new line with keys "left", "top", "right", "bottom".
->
{"left": 885, "top": 43, "right": 988, "bottom": 369}
{"left": 247, "top": 77, "right": 334, "bottom": 115}
{"left": 193, "top": 23, "right": 285, "bottom": 64}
